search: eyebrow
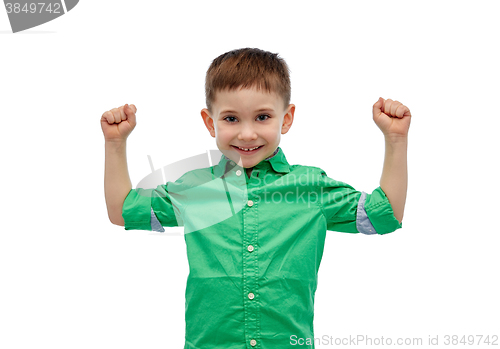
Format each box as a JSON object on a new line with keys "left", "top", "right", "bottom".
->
{"left": 220, "top": 108, "right": 275, "bottom": 114}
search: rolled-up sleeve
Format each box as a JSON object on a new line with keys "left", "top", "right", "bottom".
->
{"left": 363, "top": 186, "right": 402, "bottom": 235}
{"left": 122, "top": 184, "right": 181, "bottom": 231}
{"left": 319, "top": 170, "right": 402, "bottom": 235}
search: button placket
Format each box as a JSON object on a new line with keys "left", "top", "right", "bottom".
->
{"left": 243, "top": 193, "right": 260, "bottom": 347}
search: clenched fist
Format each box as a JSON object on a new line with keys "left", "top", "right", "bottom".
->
{"left": 372, "top": 98, "right": 411, "bottom": 139}
{"left": 101, "top": 104, "right": 137, "bottom": 142}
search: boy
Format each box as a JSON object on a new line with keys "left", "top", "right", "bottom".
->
{"left": 101, "top": 48, "right": 411, "bottom": 349}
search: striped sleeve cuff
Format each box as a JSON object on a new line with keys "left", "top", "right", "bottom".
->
{"left": 150, "top": 208, "right": 165, "bottom": 232}
{"left": 356, "top": 191, "right": 377, "bottom": 235}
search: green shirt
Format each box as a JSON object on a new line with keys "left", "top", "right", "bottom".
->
{"left": 122, "top": 147, "right": 402, "bottom": 349}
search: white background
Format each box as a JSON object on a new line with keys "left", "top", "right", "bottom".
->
{"left": 1, "top": 1, "right": 499, "bottom": 348}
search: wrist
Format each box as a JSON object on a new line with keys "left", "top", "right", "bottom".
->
{"left": 384, "top": 133, "right": 408, "bottom": 145}
{"left": 105, "top": 140, "right": 128, "bottom": 156}
{"left": 105, "top": 139, "right": 127, "bottom": 147}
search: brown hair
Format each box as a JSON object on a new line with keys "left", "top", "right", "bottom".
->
{"left": 205, "top": 48, "right": 291, "bottom": 114}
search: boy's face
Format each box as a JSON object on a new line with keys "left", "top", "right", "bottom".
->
{"left": 201, "top": 86, "right": 295, "bottom": 169}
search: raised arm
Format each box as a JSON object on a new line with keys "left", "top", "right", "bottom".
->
{"left": 372, "top": 97, "right": 411, "bottom": 223}
{"left": 101, "top": 104, "right": 137, "bottom": 226}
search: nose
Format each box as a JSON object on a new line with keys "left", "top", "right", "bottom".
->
{"left": 237, "top": 125, "right": 258, "bottom": 142}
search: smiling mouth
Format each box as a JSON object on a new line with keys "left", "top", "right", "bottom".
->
{"left": 231, "top": 145, "right": 264, "bottom": 152}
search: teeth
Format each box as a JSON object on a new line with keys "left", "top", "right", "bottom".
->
{"left": 237, "top": 146, "right": 260, "bottom": 151}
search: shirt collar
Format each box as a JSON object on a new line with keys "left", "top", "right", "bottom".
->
{"left": 213, "top": 146, "right": 290, "bottom": 177}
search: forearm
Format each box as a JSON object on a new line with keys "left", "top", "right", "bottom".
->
{"left": 379, "top": 136, "right": 408, "bottom": 223}
{"left": 104, "top": 140, "right": 132, "bottom": 226}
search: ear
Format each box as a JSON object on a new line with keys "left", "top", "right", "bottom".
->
{"left": 201, "top": 108, "right": 216, "bottom": 138}
{"left": 281, "top": 104, "right": 295, "bottom": 135}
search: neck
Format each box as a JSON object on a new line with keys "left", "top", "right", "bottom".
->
{"left": 246, "top": 167, "right": 253, "bottom": 178}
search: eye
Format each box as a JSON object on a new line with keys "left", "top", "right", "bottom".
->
{"left": 223, "top": 116, "right": 237, "bottom": 123}
{"left": 257, "top": 114, "right": 270, "bottom": 121}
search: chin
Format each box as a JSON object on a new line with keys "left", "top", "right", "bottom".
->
{"left": 242, "top": 160, "right": 258, "bottom": 168}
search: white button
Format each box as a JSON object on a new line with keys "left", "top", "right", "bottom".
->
{"left": 248, "top": 292, "right": 255, "bottom": 300}
{"left": 247, "top": 200, "right": 254, "bottom": 207}
{"left": 250, "top": 339, "right": 257, "bottom": 346}
{"left": 236, "top": 170, "right": 242, "bottom": 176}
{"left": 230, "top": 161, "right": 235, "bottom": 165}
{"left": 247, "top": 245, "right": 254, "bottom": 252}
